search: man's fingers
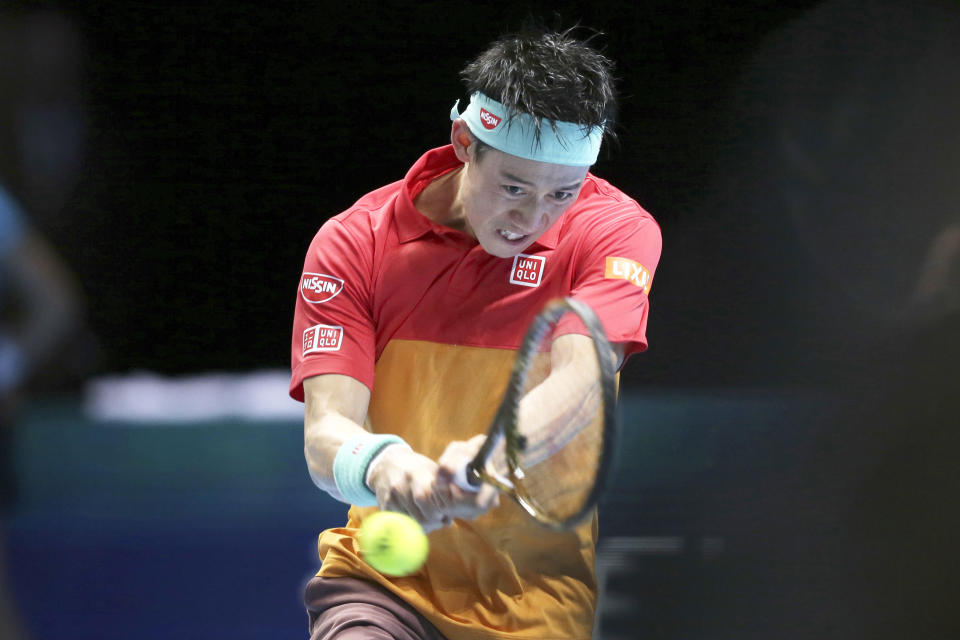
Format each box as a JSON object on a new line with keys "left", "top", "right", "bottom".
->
{"left": 478, "top": 484, "right": 500, "bottom": 510}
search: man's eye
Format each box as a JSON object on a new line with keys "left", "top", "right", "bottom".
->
{"left": 502, "top": 185, "right": 524, "bottom": 196}
{"left": 553, "top": 192, "right": 573, "bottom": 201}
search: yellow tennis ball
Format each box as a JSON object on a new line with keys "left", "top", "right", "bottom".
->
{"left": 359, "top": 511, "right": 429, "bottom": 576}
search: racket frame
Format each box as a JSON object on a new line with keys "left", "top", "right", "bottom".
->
{"left": 464, "top": 297, "right": 619, "bottom": 529}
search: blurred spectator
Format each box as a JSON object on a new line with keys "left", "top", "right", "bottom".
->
{"left": 673, "top": 0, "right": 959, "bottom": 387}
{"left": 0, "top": 7, "right": 86, "bottom": 228}
{"left": 0, "top": 186, "right": 83, "bottom": 639}
{"left": 1, "top": 7, "right": 87, "bottom": 639}
{"left": 696, "top": 0, "right": 960, "bottom": 637}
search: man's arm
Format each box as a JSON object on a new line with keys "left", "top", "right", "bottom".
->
{"left": 302, "top": 374, "right": 373, "bottom": 501}
{"left": 303, "top": 374, "right": 498, "bottom": 530}
{"left": 516, "top": 333, "right": 621, "bottom": 456}
{"left": 1, "top": 231, "right": 82, "bottom": 399}
{"left": 462, "top": 332, "right": 620, "bottom": 480}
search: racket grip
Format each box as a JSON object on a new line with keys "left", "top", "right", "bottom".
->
{"left": 453, "top": 463, "right": 481, "bottom": 492}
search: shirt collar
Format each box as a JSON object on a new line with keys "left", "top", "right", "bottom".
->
{"left": 395, "top": 145, "right": 561, "bottom": 250}
{"left": 395, "top": 146, "right": 456, "bottom": 243}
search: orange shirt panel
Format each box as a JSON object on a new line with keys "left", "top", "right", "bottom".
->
{"left": 317, "top": 340, "right": 598, "bottom": 640}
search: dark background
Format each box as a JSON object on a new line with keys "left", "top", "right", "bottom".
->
{"left": 10, "top": 0, "right": 818, "bottom": 384}
{"left": 4, "top": 1, "right": 960, "bottom": 638}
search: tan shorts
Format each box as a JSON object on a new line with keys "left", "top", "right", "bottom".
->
{"left": 304, "top": 576, "right": 448, "bottom": 640}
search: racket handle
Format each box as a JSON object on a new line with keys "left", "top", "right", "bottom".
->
{"left": 453, "top": 462, "right": 481, "bottom": 492}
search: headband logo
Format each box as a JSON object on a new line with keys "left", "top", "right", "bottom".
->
{"left": 479, "top": 108, "right": 501, "bottom": 130}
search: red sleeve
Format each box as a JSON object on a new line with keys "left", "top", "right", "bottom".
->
{"left": 564, "top": 206, "right": 662, "bottom": 363}
{"left": 289, "top": 216, "right": 376, "bottom": 401}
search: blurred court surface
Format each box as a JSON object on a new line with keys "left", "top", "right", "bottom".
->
{"left": 6, "top": 386, "right": 817, "bottom": 639}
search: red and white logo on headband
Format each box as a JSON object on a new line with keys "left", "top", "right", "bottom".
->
{"left": 479, "top": 108, "right": 501, "bottom": 130}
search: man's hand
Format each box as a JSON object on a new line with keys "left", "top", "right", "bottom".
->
{"left": 367, "top": 436, "right": 499, "bottom": 532}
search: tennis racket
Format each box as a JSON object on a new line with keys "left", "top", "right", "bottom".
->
{"left": 453, "top": 297, "right": 618, "bottom": 529}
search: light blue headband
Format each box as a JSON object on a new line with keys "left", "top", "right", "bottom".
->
{"left": 450, "top": 92, "right": 604, "bottom": 167}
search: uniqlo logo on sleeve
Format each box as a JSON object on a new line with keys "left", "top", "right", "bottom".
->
{"left": 302, "top": 324, "right": 343, "bottom": 354}
{"left": 604, "top": 257, "right": 652, "bottom": 294}
{"left": 510, "top": 254, "right": 545, "bottom": 288}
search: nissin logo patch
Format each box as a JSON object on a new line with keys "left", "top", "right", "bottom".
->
{"left": 604, "top": 257, "right": 652, "bottom": 294}
{"left": 510, "top": 254, "right": 545, "bottom": 288}
{"left": 479, "top": 108, "right": 501, "bottom": 130}
{"left": 300, "top": 273, "right": 344, "bottom": 304}
{"left": 302, "top": 324, "right": 343, "bottom": 354}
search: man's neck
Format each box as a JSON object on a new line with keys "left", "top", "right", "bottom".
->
{"left": 413, "top": 166, "right": 468, "bottom": 233}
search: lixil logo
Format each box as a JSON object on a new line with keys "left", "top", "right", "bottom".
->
{"left": 604, "top": 257, "right": 652, "bottom": 294}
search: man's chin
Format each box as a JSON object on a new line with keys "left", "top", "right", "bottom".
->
{"left": 479, "top": 233, "right": 536, "bottom": 258}
{"left": 480, "top": 241, "right": 533, "bottom": 259}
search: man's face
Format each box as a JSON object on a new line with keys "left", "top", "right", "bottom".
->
{"left": 459, "top": 147, "right": 589, "bottom": 258}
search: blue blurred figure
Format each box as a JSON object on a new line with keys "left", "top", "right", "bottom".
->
{"left": 0, "top": 185, "right": 83, "bottom": 639}
{"left": 1, "top": 7, "right": 86, "bottom": 639}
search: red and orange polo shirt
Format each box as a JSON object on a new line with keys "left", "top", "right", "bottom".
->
{"left": 290, "top": 145, "right": 661, "bottom": 640}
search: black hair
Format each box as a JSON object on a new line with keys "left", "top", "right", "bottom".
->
{"left": 460, "top": 26, "right": 618, "bottom": 148}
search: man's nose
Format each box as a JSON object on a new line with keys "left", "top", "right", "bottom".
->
{"left": 509, "top": 201, "right": 543, "bottom": 231}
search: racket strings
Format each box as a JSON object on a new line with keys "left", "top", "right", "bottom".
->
{"left": 511, "top": 316, "right": 606, "bottom": 525}
{"left": 516, "top": 408, "right": 604, "bottom": 523}
{"left": 520, "top": 379, "right": 601, "bottom": 467}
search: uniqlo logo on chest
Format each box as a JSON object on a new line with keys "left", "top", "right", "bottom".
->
{"left": 302, "top": 324, "right": 343, "bottom": 354}
{"left": 510, "top": 254, "right": 545, "bottom": 288}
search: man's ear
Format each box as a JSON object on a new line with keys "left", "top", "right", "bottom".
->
{"left": 451, "top": 119, "right": 473, "bottom": 163}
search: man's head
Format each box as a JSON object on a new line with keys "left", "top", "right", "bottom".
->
{"left": 460, "top": 27, "right": 617, "bottom": 150}
{"left": 447, "top": 28, "right": 617, "bottom": 257}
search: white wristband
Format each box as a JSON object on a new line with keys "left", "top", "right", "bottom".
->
{"left": 332, "top": 433, "right": 410, "bottom": 506}
{"left": 364, "top": 442, "right": 413, "bottom": 488}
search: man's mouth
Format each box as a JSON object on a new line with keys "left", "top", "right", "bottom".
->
{"left": 498, "top": 229, "right": 528, "bottom": 242}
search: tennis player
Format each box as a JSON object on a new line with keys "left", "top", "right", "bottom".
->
{"left": 290, "top": 28, "right": 662, "bottom": 640}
